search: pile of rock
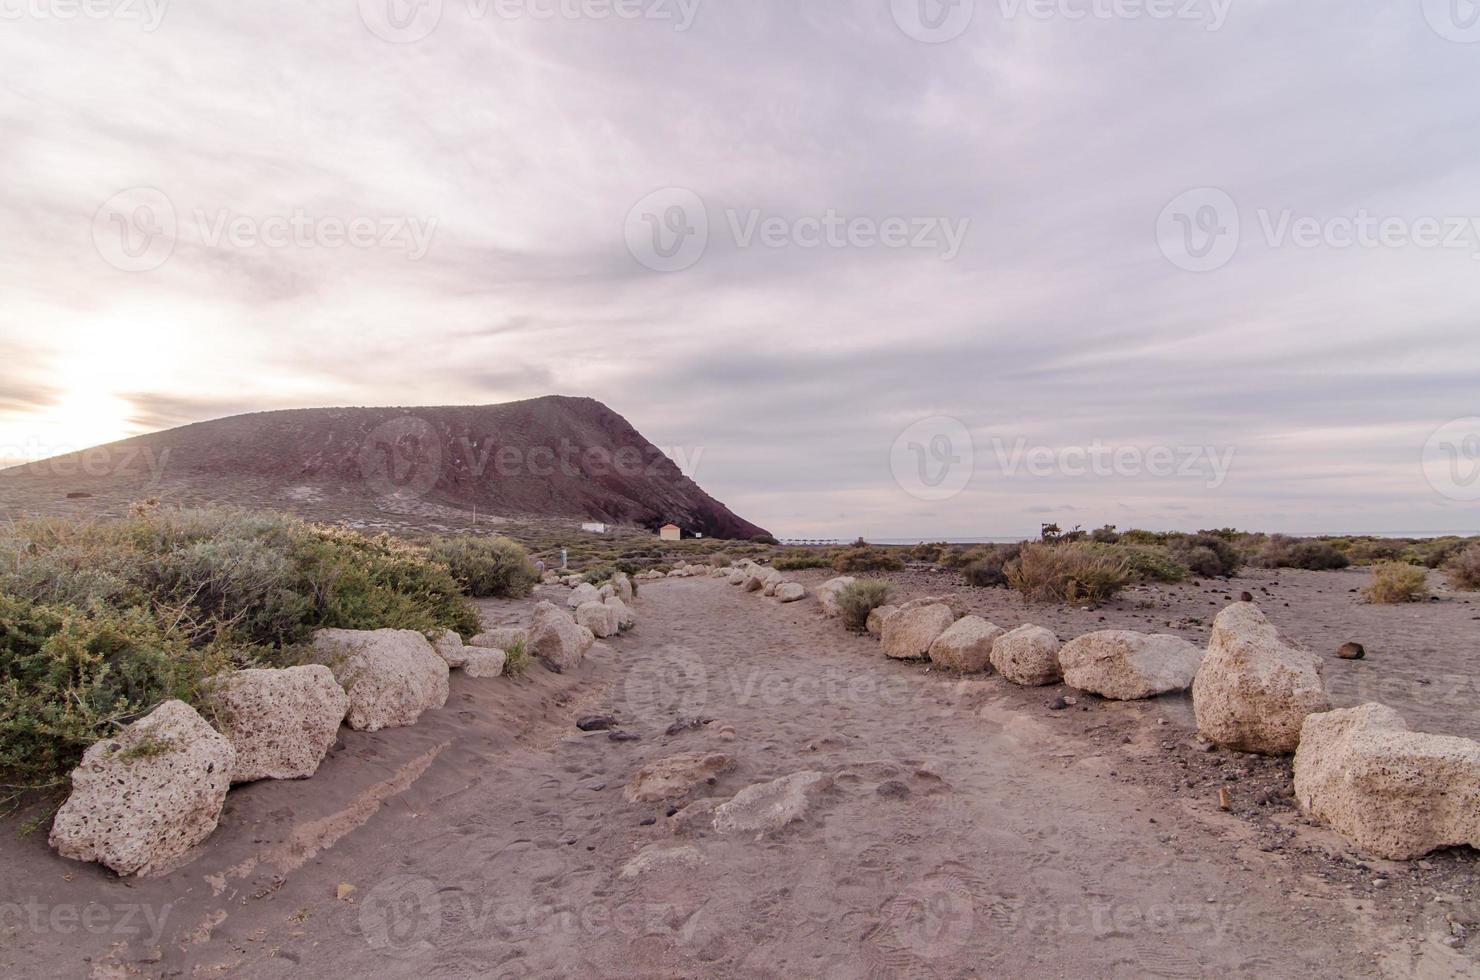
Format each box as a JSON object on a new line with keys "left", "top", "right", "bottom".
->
{"left": 725, "top": 560, "right": 808, "bottom": 604}
{"left": 48, "top": 587, "right": 615, "bottom": 877}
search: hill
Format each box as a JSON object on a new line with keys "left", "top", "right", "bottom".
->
{"left": 0, "top": 396, "right": 770, "bottom": 539}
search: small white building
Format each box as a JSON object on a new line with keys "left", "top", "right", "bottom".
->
{"left": 581, "top": 522, "right": 607, "bottom": 534}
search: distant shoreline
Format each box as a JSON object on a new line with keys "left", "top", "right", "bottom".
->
{"left": 780, "top": 531, "right": 1480, "bottom": 546}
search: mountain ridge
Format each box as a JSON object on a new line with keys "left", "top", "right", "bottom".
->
{"left": 0, "top": 395, "right": 770, "bottom": 539}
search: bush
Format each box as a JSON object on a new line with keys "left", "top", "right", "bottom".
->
{"left": 751, "top": 534, "right": 779, "bottom": 546}
{"left": 962, "top": 543, "right": 1021, "bottom": 587}
{"left": 427, "top": 536, "right": 538, "bottom": 599}
{"left": 1253, "top": 536, "right": 1349, "bottom": 571}
{"left": 772, "top": 549, "right": 834, "bottom": 571}
{"left": 1363, "top": 563, "right": 1430, "bottom": 604}
{"left": 1006, "top": 543, "right": 1131, "bottom": 606}
{"left": 835, "top": 580, "right": 891, "bottom": 633}
{"left": 0, "top": 595, "right": 231, "bottom": 791}
{"left": 1345, "top": 538, "right": 1408, "bottom": 565}
{"left": 1089, "top": 525, "right": 1121, "bottom": 544}
{"left": 1168, "top": 533, "right": 1242, "bottom": 578}
{"left": 502, "top": 637, "right": 532, "bottom": 676}
{"left": 830, "top": 548, "right": 904, "bottom": 574}
{"left": 0, "top": 507, "right": 482, "bottom": 792}
{"left": 1445, "top": 543, "right": 1480, "bottom": 590}
{"left": 1113, "top": 545, "right": 1189, "bottom": 583}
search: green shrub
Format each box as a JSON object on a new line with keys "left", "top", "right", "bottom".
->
{"left": 835, "top": 580, "right": 891, "bottom": 633}
{"left": 427, "top": 536, "right": 538, "bottom": 599}
{"left": 0, "top": 596, "right": 230, "bottom": 791}
{"left": 962, "top": 544, "right": 1021, "bottom": 587}
{"left": 502, "top": 637, "right": 532, "bottom": 676}
{"left": 1006, "top": 543, "right": 1131, "bottom": 606}
{"left": 1089, "top": 525, "right": 1121, "bottom": 544}
{"left": 1445, "top": 543, "right": 1480, "bottom": 590}
{"left": 1345, "top": 538, "right": 1408, "bottom": 565}
{"left": 772, "top": 550, "right": 835, "bottom": 571}
{"left": 1168, "top": 534, "right": 1242, "bottom": 578}
{"left": 750, "top": 534, "right": 779, "bottom": 546}
{"left": 1113, "top": 545, "right": 1190, "bottom": 583}
{"left": 1362, "top": 563, "right": 1430, "bottom": 604}
{"left": 830, "top": 548, "right": 904, "bottom": 574}
{"left": 0, "top": 507, "right": 482, "bottom": 793}
{"left": 1253, "top": 536, "right": 1349, "bottom": 571}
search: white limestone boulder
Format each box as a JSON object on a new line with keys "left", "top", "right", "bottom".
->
{"left": 1058, "top": 630, "right": 1203, "bottom": 701}
{"left": 927, "top": 615, "right": 1005, "bottom": 673}
{"left": 208, "top": 665, "right": 347, "bottom": 783}
{"left": 990, "top": 625, "right": 1063, "bottom": 687}
{"left": 1193, "top": 602, "right": 1329, "bottom": 755}
{"left": 1294, "top": 703, "right": 1480, "bottom": 860}
{"left": 50, "top": 701, "right": 234, "bottom": 876}
{"left": 315, "top": 628, "right": 450, "bottom": 732}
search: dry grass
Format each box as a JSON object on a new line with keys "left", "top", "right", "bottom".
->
{"left": 835, "top": 580, "right": 892, "bottom": 633}
{"left": 1362, "top": 562, "right": 1430, "bottom": 604}
{"left": 1006, "top": 542, "right": 1132, "bottom": 606}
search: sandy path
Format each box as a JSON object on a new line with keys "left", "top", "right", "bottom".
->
{"left": 5, "top": 578, "right": 1473, "bottom": 978}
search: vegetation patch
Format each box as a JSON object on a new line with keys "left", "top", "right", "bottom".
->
{"left": 835, "top": 580, "right": 892, "bottom": 633}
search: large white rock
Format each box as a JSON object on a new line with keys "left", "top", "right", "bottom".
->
{"left": 775, "top": 583, "right": 807, "bottom": 603}
{"left": 471, "top": 627, "right": 527, "bottom": 651}
{"left": 927, "top": 615, "right": 1005, "bottom": 673}
{"left": 529, "top": 601, "right": 593, "bottom": 672}
{"left": 50, "top": 701, "right": 234, "bottom": 876}
{"left": 209, "top": 666, "right": 348, "bottom": 783}
{"left": 881, "top": 603, "right": 956, "bottom": 661}
{"left": 1193, "top": 602, "right": 1329, "bottom": 755}
{"left": 713, "top": 771, "right": 834, "bottom": 835}
{"left": 1294, "top": 703, "right": 1480, "bottom": 860}
{"left": 463, "top": 647, "right": 508, "bottom": 678}
{"left": 624, "top": 753, "right": 736, "bottom": 803}
{"left": 866, "top": 604, "right": 898, "bottom": 637}
{"left": 567, "top": 582, "right": 601, "bottom": 608}
{"left": 990, "top": 625, "right": 1063, "bottom": 687}
{"left": 576, "top": 600, "right": 621, "bottom": 638}
{"left": 315, "top": 629, "right": 450, "bottom": 732}
{"left": 1058, "top": 630, "right": 1203, "bottom": 700}
{"left": 432, "top": 629, "right": 469, "bottom": 668}
{"left": 604, "top": 595, "right": 636, "bottom": 630}
{"left": 817, "top": 577, "right": 857, "bottom": 617}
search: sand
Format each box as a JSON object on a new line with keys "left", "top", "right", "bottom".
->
{"left": 1, "top": 573, "right": 1476, "bottom": 978}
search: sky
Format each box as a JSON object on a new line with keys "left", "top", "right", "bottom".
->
{"left": 3, "top": 0, "right": 1480, "bottom": 539}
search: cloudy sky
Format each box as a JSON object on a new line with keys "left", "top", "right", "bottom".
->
{"left": 3, "top": 0, "right": 1480, "bottom": 539}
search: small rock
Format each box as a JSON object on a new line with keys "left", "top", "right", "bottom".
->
{"left": 1337, "top": 642, "right": 1366, "bottom": 661}
{"left": 578, "top": 715, "right": 618, "bottom": 732}
{"left": 608, "top": 731, "right": 640, "bottom": 742}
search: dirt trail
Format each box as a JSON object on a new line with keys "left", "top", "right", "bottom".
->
{"left": 4, "top": 579, "right": 1475, "bottom": 978}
